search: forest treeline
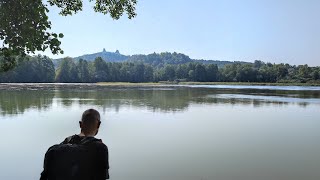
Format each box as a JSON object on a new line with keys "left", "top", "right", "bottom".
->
{"left": 0, "top": 55, "right": 319, "bottom": 83}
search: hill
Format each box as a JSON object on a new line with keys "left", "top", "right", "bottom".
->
{"left": 74, "top": 48, "right": 128, "bottom": 62}
{"left": 53, "top": 49, "right": 248, "bottom": 68}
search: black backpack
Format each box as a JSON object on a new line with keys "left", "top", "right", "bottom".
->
{"left": 44, "top": 137, "right": 101, "bottom": 180}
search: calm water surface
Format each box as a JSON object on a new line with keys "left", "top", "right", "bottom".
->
{"left": 0, "top": 84, "right": 319, "bottom": 180}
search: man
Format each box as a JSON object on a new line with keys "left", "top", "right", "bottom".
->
{"left": 40, "top": 109, "right": 109, "bottom": 180}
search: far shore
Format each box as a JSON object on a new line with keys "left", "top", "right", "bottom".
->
{"left": 97, "top": 81, "right": 320, "bottom": 87}
{"left": 1, "top": 82, "right": 320, "bottom": 90}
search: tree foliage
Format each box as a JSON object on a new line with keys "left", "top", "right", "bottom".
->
{"left": 0, "top": 0, "right": 137, "bottom": 70}
{"left": 0, "top": 55, "right": 55, "bottom": 82}
{"left": 1, "top": 56, "right": 319, "bottom": 84}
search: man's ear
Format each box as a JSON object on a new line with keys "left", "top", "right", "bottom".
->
{"left": 79, "top": 121, "right": 82, "bottom": 128}
{"left": 97, "top": 121, "right": 101, "bottom": 129}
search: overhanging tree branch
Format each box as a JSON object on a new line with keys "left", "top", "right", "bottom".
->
{"left": 0, "top": 0, "right": 137, "bottom": 71}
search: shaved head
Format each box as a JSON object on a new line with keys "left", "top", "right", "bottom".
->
{"left": 80, "top": 109, "right": 101, "bottom": 136}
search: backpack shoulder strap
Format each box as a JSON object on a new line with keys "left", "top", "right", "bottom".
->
{"left": 79, "top": 137, "right": 102, "bottom": 145}
{"left": 61, "top": 135, "right": 79, "bottom": 144}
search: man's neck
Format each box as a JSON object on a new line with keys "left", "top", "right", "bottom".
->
{"left": 79, "top": 132, "right": 95, "bottom": 137}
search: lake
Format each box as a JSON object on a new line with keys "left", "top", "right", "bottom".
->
{"left": 0, "top": 84, "right": 319, "bottom": 180}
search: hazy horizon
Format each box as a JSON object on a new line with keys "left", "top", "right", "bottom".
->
{"left": 41, "top": 0, "right": 320, "bottom": 66}
{"left": 49, "top": 48, "right": 318, "bottom": 67}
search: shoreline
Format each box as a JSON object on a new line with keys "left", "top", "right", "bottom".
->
{"left": 0, "top": 81, "right": 319, "bottom": 87}
{"left": 1, "top": 82, "right": 320, "bottom": 91}
{"left": 177, "top": 81, "right": 320, "bottom": 86}
{"left": 97, "top": 82, "right": 320, "bottom": 87}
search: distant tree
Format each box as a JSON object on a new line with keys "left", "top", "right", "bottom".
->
{"left": 132, "top": 63, "right": 145, "bottom": 82}
{"left": 258, "top": 64, "right": 277, "bottom": 82}
{"left": 93, "top": 57, "right": 108, "bottom": 82}
{"left": 188, "top": 70, "right": 195, "bottom": 81}
{"left": 206, "top": 64, "right": 219, "bottom": 82}
{"left": 163, "top": 65, "right": 176, "bottom": 81}
{"left": 220, "top": 64, "right": 237, "bottom": 82}
{"left": 276, "top": 63, "right": 289, "bottom": 80}
{"left": 253, "top": 60, "right": 264, "bottom": 69}
{"left": 77, "top": 59, "right": 91, "bottom": 82}
{"left": 194, "top": 64, "right": 206, "bottom": 82}
{"left": 313, "top": 69, "right": 320, "bottom": 80}
{"left": 109, "top": 63, "right": 122, "bottom": 82}
{"left": 119, "top": 62, "right": 132, "bottom": 82}
{"left": 175, "top": 64, "right": 188, "bottom": 79}
{"left": 69, "top": 63, "right": 79, "bottom": 82}
{"left": 235, "top": 64, "right": 257, "bottom": 82}
{"left": 36, "top": 55, "right": 55, "bottom": 82}
{"left": 55, "top": 57, "right": 78, "bottom": 82}
{"left": 144, "top": 65, "right": 154, "bottom": 82}
{"left": 298, "top": 64, "right": 310, "bottom": 80}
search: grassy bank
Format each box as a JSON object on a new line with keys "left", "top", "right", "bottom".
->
{"left": 96, "top": 82, "right": 162, "bottom": 87}
{"left": 178, "top": 81, "right": 320, "bottom": 86}
{"left": 97, "top": 81, "right": 320, "bottom": 86}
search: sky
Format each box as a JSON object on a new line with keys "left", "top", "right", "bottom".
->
{"left": 43, "top": 0, "right": 320, "bottom": 66}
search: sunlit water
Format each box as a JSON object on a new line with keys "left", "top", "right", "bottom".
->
{"left": 0, "top": 84, "right": 319, "bottom": 180}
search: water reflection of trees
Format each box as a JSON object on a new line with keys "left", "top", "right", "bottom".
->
{"left": 0, "top": 87, "right": 319, "bottom": 116}
{"left": 55, "top": 88, "right": 191, "bottom": 112}
{"left": 0, "top": 90, "right": 54, "bottom": 116}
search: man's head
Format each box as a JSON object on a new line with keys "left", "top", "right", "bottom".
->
{"left": 79, "top": 109, "right": 101, "bottom": 136}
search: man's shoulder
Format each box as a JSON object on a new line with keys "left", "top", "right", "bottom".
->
{"left": 45, "top": 135, "right": 107, "bottom": 153}
{"left": 45, "top": 136, "right": 107, "bottom": 159}
{"left": 90, "top": 138, "right": 108, "bottom": 151}
{"left": 61, "top": 134, "right": 81, "bottom": 144}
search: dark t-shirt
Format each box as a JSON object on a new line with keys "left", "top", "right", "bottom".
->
{"left": 40, "top": 135, "right": 109, "bottom": 180}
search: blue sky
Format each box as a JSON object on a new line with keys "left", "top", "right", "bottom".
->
{"left": 44, "top": 0, "right": 320, "bottom": 66}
